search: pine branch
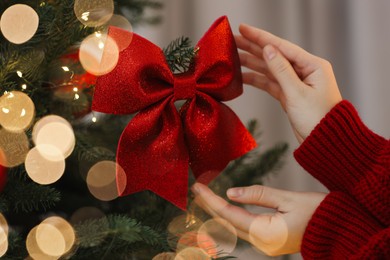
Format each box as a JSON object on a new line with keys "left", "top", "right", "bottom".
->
{"left": 163, "top": 36, "right": 198, "bottom": 73}
{"left": 230, "top": 142, "right": 289, "bottom": 188}
{"left": 3, "top": 171, "right": 61, "bottom": 213}
{"left": 2, "top": 230, "right": 27, "bottom": 260}
{"left": 73, "top": 215, "right": 169, "bottom": 258}
{"left": 75, "top": 132, "right": 116, "bottom": 162}
{"left": 0, "top": 198, "right": 7, "bottom": 213}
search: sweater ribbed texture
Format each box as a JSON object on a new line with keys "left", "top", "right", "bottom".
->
{"left": 294, "top": 100, "right": 390, "bottom": 259}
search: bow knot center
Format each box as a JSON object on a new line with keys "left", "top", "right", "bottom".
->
{"left": 173, "top": 74, "right": 196, "bottom": 101}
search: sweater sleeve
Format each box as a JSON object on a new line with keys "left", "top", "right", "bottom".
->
{"left": 294, "top": 100, "right": 389, "bottom": 193}
{"left": 294, "top": 100, "right": 390, "bottom": 225}
{"left": 301, "top": 192, "right": 390, "bottom": 259}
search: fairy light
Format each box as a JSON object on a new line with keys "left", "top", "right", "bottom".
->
{"left": 16, "top": 71, "right": 23, "bottom": 78}
{"left": 98, "top": 41, "right": 105, "bottom": 49}
{"left": 74, "top": 0, "right": 114, "bottom": 27}
{"left": 62, "top": 66, "right": 70, "bottom": 72}
{"left": 95, "top": 31, "right": 102, "bottom": 38}
{"left": 21, "top": 84, "right": 27, "bottom": 90}
{"left": 81, "top": 11, "right": 90, "bottom": 21}
{"left": 1, "top": 108, "right": 9, "bottom": 114}
{"left": 74, "top": 93, "right": 80, "bottom": 100}
{"left": 91, "top": 116, "right": 97, "bottom": 123}
{"left": 73, "top": 87, "right": 78, "bottom": 92}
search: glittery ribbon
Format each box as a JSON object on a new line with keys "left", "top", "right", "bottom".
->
{"left": 92, "top": 16, "right": 257, "bottom": 210}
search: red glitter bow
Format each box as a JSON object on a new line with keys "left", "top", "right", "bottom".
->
{"left": 92, "top": 16, "right": 257, "bottom": 210}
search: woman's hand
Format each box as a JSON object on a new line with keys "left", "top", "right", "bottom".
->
{"left": 192, "top": 183, "right": 326, "bottom": 256}
{"left": 236, "top": 24, "right": 342, "bottom": 143}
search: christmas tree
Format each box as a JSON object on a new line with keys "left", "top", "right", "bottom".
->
{"left": 0, "top": 1, "right": 288, "bottom": 259}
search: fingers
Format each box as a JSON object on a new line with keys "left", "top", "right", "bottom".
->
{"left": 192, "top": 183, "right": 255, "bottom": 232}
{"left": 239, "top": 23, "right": 317, "bottom": 70}
{"left": 227, "top": 185, "right": 291, "bottom": 210}
{"left": 242, "top": 72, "right": 285, "bottom": 105}
{"left": 262, "top": 44, "right": 304, "bottom": 97}
{"left": 235, "top": 35, "right": 263, "bottom": 59}
{"left": 239, "top": 52, "right": 267, "bottom": 74}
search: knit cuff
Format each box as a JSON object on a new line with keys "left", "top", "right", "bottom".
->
{"left": 301, "top": 192, "right": 383, "bottom": 259}
{"left": 294, "top": 100, "right": 387, "bottom": 191}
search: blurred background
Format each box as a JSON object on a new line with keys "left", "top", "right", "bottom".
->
{"left": 136, "top": 0, "right": 390, "bottom": 259}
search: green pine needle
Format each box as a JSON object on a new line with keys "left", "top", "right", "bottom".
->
{"left": 74, "top": 215, "right": 169, "bottom": 258}
{"left": 163, "top": 36, "right": 198, "bottom": 73}
{"left": 4, "top": 180, "right": 61, "bottom": 213}
{"left": 2, "top": 231, "right": 27, "bottom": 260}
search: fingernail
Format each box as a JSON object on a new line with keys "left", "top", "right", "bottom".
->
{"left": 264, "top": 45, "right": 276, "bottom": 60}
{"left": 191, "top": 183, "right": 202, "bottom": 194}
{"left": 227, "top": 188, "right": 242, "bottom": 198}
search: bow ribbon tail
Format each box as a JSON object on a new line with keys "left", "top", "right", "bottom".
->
{"left": 182, "top": 93, "right": 257, "bottom": 183}
{"left": 117, "top": 98, "right": 189, "bottom": 210}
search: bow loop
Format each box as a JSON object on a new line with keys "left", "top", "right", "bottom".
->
{"left": 193, "top": 16, "right": 243, "bottom": 101}
{"left": 92, "top": 16, "right": 257, "bottom": 210}
{"left": 92, "top": 30, "right": 173, "bottom": 114}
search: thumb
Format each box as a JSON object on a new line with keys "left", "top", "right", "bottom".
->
{"left": 263, "top": 44, "right": 303, "bottom": 95}
{"left": 227, "top": 185, "right": 290, "bottom": 209}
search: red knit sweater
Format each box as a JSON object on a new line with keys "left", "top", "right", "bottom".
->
{"left": 294, "top": 100, "right": 390, "bottom": 259}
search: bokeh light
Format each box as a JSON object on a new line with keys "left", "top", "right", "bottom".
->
{"left": 0, "top": 91, "right": 35, "bottom": 132}
{"left": 26, "top": 227, "right": 54, "bottom": 260}
{"left": 107, "top": 14, "right": 133, "bottom": 33}
{"left": 36, "top": 223, "right": 66, "bottom": 257}
{"left": 167, "top": 214, "right": 203, "bottom": 249}
{"left": 74, "top": 0, "right": 114, "bottom": 27}
{"left": 174, "top": 247, "right": 209, "bottom": 260}
{"left": 79, "top": 33, "right": 119, "bottom": 76}
{"left": 167, "top": 214, "right": 203, "bottom": 235}
{"left": 177, "top": 232, "right": 217, "bottom": 258}
{"left": 25, "top": 145, "right": 65, "bottom": 185}
{"left": 78, "top": 146, "right": 115, "bottom": 180}
{"left": 38, "top": 217, "right": 75, "bottom": 256}
{"left": 0, "top": 214, "right": 8, "bottom": 257}
{"left": 70, "top": 207, "right": 106, "bottom": 225}
{"left": 105, "top": 14, "right": 133, "bottom": 51}
{"left": 152, "top": 252, "right": 176, "bottom": 260}
{"left": 0, "top": 4, "right": 39, "bottom": 44}
{"left": 198, "top": 218, "right": 237, "bottom": 255}
{"left": 248, "top": 216, "right": 288, "bottom": 256}
{"left": 32, "top": 115, "right": 75, "bottom": 159}
{"left": 86, "top": 161, "right": 125, "bottom": 201}
{"left": 0, "top": 128, "right": 29, "bottom": 167}
{"left": 26, "top": 216, "right": 75, "bottom": 259}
